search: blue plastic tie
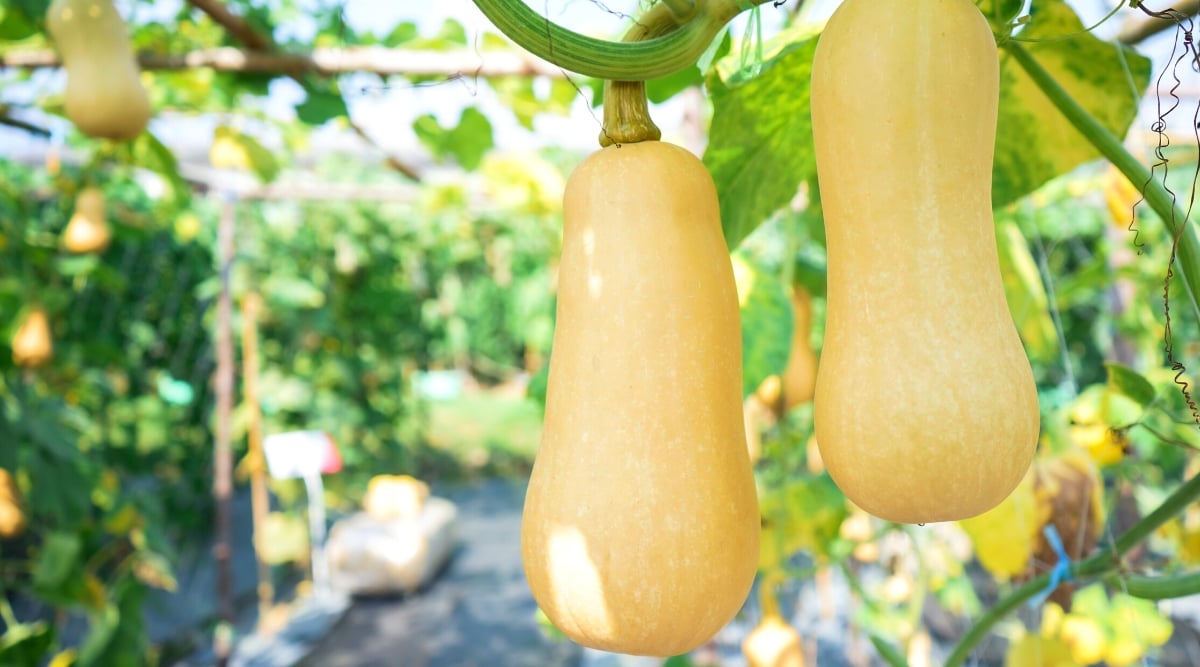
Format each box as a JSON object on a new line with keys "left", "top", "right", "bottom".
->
{"left": 1029, "top": 524, "right": 1074, "bottom": 608}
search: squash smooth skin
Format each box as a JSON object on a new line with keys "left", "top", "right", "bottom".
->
{"left": 810, "top": 0, "right": 1040, "bottom": 524}
{"left": 523, "top": 140, "right": 760, "bottom": 657}
{"left": 45, "top": 0, "right": 152, "bottom": 140}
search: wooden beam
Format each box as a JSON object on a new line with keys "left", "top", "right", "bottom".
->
{"left": 0, "top": 46, "right": 568, "bottom": 79}
{"left": 1118, "top": 0, "right": 1200, "bottom": 45}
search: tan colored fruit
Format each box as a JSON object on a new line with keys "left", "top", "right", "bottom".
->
{"left": 63, "top": 187, "right": 111, "bottom": 254}
{"left": 12, "top": 307, "right": 53, "bottom": 368}
{"left": 0, "top": 468, "right": 26, "bottom": 538}
{"left": 523, "top": 141, "right": 760, "bottom": 657}
{"left": 742, "top": 615, "right": 805, "bottom": 667}
{"left": 45, "top": 0, "right": 152, "bottom": 140}
{"left": 810, "top": 0, "right": 1040, "bottom": 524}
{"left": 782, "top": 285, "right": 818, "bottom": 411}
{"left": 363, "top": 474, "right": 430, "bottom": 521}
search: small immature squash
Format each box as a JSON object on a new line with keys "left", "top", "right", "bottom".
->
{"left": 12, "top": 307, "right": 53, "bottom": 368}
{"left": 63, "top": 187, "right": 111, "bottom": 254}
{"left": 45, "top": 0, "right": 152, "bottom": 140}
{"left": 781, "top": 285, "right": 818, "bottom": 411}
{"left": 523, "top": 141, "right": 760, "bottom": 657}
{"left": 810, "top": 0, "right": 1040, "bottom": 523}
{"left": 0, "top": 468, "right": 26, "bottom": 539}
{"left": 742, "top": 614, "right": 805, "bottom": 667}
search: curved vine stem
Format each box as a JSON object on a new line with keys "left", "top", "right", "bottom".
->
{"left": 943, "top": 471, "right": 1200, "bottom": 667}
{"left": 1113, "top": 569, "right": 1200, "bottom": 600}
{"left": 470, "top": 0, "right": 775, "bottom": 80}
{"left": 1003, "top": 41, "right": 1200, "bottom": 324}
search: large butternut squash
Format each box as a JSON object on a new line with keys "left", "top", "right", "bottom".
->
{"left": 45, "top": 0, "right": 152, "bottom": 140}
{"left": 810, "top": 0, "right": 1039, "bottom": 524}
{"left": 523, "top": 140, "right": 760, "bottom": 657}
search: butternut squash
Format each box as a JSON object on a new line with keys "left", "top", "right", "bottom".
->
{"left": 810, "top": 0, "right": 1039, "bottom": 524}
{"left": 12, "top": 307, "right": 53, "bottom": 368}
{"left": 45, "top": 0, "right": 152, "bottom": 141}
{"left": 0, "top": 468, "right": 25, "bottom": 539}
{"left": 63, "top": 186, "right": 111, "bottom": 254}
{"left": 781, "top": 285, "right": 818, "bottom": 411}
{"left": 742, "top": 615, "right": 805, "bottom": 667}
{"left": 523, "top": 140, "right": 760, "bottom": 657}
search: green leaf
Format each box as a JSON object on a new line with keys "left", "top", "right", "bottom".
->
{"left": 704, "top": 34, "right": 819, "bottom": 248}
{"left": 0, "top": 3, "right": 39, "bottom": 41}
{"left": 1105, "top": 362, "right": 1157, "bottom": 409}
{"left": 994, "top": 216, "right": 1057, "bottom": 362}
{"left": 870, "top": 635, "right": 912, "bottom": 667}
{"left": 210, "top": 126, "right": 280, "bottom": 184}
{"left": 414, "top": 107, "right": 494, "bottom": 171}
{"left": 645, "top": 66, "right": 702, "bottom": 104}
{"left": 732, "top": 252, "right": 793, "bottom": 397}
{"left": 992, "top": 0, "right": 1151, "bottom": 207}
{"left": 0, "top": 622, "right": 56, "bottom": 667}
{"left": 296, "top": 89, "right": 348, "bottom": 126}
{"left": 32, "top": 531, "right": 84, "bottom": 603}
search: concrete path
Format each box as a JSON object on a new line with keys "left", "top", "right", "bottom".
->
{"left": 296, "top": 477, "right": 580, "bottom": 667}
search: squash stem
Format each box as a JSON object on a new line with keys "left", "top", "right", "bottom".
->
{"left": 1112, "top": 569, "right": 1200, "bottom": 600}
{"left": 599, "top": 80, "right": 662, "bottom": 146}
{"left": 470, "top": 0, "right": 775, "bottom": 80}
{"left": 1004, "top": 41, "right": 1200, "bottom": 325}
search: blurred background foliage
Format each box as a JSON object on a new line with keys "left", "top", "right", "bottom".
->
{"left": 3, "top": 0, "right": 1200, "bottom": 665}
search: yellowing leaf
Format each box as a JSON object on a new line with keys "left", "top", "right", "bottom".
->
{"left": 959, "top": 471, "right": 1047, "bottom": 580}
{"left": 1059, "top": 615, "right": 1106, "bottom": 665}
{"left": 1004, "top": 632, "right": 1079, "bottom": 667}
{"left": 996, "top": 217, "right": 1057, "bottom": 363}
{"left": 209, "top": 125, "right": 280, "bottom": 182}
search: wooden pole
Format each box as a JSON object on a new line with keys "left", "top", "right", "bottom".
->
{"left": 212, "top": 193, "right": 237, "bottom": 666}
{"left": 241, "top": 291, "right": 274, "bottom": 630}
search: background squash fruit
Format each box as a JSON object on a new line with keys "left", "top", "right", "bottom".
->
{"left": 810, "top": 0, "right": 1039, "bottom": 524}
{"left": 12, "top": 307, "right": 53, "bottom": 368}
{"left": 522, "top": 140, "right": 760, "bottom": 657}
{"left": 781, "top": 284, "right": 818, "bottom": 411}
{"left": 63, "top": 187, "right": 111, "bottom": 254}
{"left": 0, "top": 468, "right": 25, "bottom": 539}
{"left": 45, "top": 0, "right": 152, "bottom": 140}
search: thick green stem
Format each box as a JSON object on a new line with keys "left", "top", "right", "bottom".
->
{"left": 945, "top": 471, "right": 1200, "bottom": 667}
{"left": 1112, "top": 570, "right": 1200, "bottom": 600}
{"left": 599, "top": 80, "right": 662, "bottom": 146}
{"left": 1004, "top": 41, "right": 1200, "bottom": 323}
{"left": 470, "top": 0, "right": 773, "bottom": 80}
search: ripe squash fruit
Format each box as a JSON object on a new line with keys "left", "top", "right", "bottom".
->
{"left": 523, "top": 140, "right": 760, "bottom": 657}
{"left": 781, "top": 284, "right": 818, "bottom": 411}
{"left": 63, "top": 187, "right": 111, "bottom": 254}
{"left": 12, "top": 307, "right": 53, "bottom": 368}
{"left": 0, "top": 468, "right": 25, "bottom": 539}
{"left": 45, "top": 0, "right": 152, "bottom": 141}
{"left": 810, "top": 0, "right": 1040, "bottom": 524}
{"left": 742, "top": 614, "right": 805, "bottom": 667}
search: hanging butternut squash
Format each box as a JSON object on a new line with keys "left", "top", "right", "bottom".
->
{"left": 12, "top": 307, "right": 53, "bottom": 368}
{"left": 45, "top": 0, "right": 152, "bottom": 140}
{"left": 63, "top": 186, "right": 111, "bottom": 254}
{"left": 810, "top": 0, "right": 1040, "bottom": 523}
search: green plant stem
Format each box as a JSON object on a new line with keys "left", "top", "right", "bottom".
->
{"left": 1113, "top": 570, "right": 1200, "bottom": 600}
{"left": 944, "top": 471, "right": 1200, "bottom": 667}
{"left": 1004, "top": 41, "right": 1200, "bottom": 323}
{"left": 470, "top": 0, "right": 773, "bottom": 80}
